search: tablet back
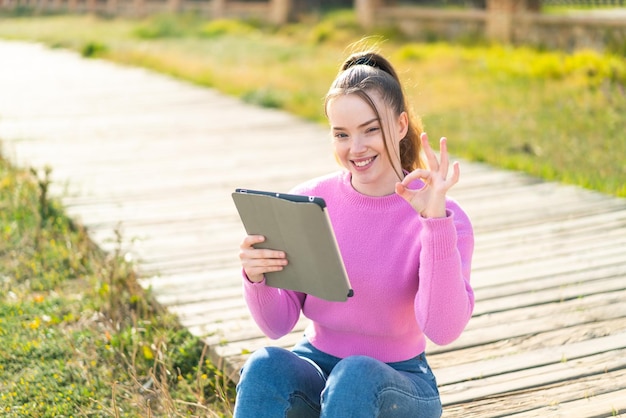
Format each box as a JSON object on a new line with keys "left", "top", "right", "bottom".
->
{"left": 232, "top": 189, "right": 353, "bottom": 302}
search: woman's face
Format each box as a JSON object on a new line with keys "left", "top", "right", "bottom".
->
{"left": 327, "top": 92, "right": 408, "bottom": 197}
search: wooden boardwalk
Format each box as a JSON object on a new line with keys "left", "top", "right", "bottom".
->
{"left": 1, "top": 40, "right": 625, "bottom": 417}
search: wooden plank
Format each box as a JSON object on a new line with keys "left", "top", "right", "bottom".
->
{"left": 473, "top": 209, "right": 626, "bottom": 248}
{"left": 468, "top": 287, "right": 626, "bottom": 331}
{"left": 471, "top": 244, "right": 626, "bottom": 289}
{"left": 440, "top": 348, "right": 626, "bottom": 405}
{"left": 443, "top": 369, "right": 626, "bottom": 417}
{"left": 473, "top": 263, "right": 625, "bottom": 303}
{"left": 213, "top": 331, "right": 305, "bottom": 360}
{"left": 156, "top": 286, "right": 243, "bottom": 307}
{"left": 472, "top": 276, "right": 626, "bottom": 317}
{"left": 429, "top": 316, "right": 626, "bottom": 370}
{"left": 435, "top": 332, "right": 626, "bottom": 386}
{"left": 447, "top": 306, "right": 626, "bottom": 354}
{"left": 472, "top": 225, "right": 626, "bottom": 267}
{"left": 506, "top": 387, "right": 626, "bottom": 417}
{"left": 140, "top": 268, "right": 240, "bottom": 289}
{"left": 201, "top": 317, "right": 309, "bottom": 347}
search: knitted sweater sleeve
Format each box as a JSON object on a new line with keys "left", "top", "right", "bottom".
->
{"left": 415, "top": 202, "right": 475, "bottom": 346}
{"left": 241, "top": 272, "right": 306, "bottom": 340}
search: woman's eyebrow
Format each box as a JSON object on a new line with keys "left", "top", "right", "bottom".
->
{"left": 332, "top": 118, "right": 379, "bottom": 131}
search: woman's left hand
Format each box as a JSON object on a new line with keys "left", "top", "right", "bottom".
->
{"left": 395, "top": 133, "right": 460, "bottom": 218}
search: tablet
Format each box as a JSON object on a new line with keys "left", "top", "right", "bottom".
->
{"left": 232, "top": 188, "right": 353, "bottom": 302}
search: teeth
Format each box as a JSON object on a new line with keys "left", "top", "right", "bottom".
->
{"left": 354, "top": 158, "right": 373, "bottom": 167}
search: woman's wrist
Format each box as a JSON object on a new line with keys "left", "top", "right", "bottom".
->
{"left": 420, "top": 202, "right": 447, "bottom": 218}
{"left": 421, "top": 210, "right": 447, "bottom": 219}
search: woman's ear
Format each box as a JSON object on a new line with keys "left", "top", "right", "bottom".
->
{"left": 397, "top": 111, "right": 409, "bottom": 140}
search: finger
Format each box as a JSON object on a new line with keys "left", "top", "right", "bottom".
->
{"left": 401, "top": 168, "right": 431, "bottom": 186}
{"left": 396, "top": 177, "right": 427, "bottom": 194}
{"left": 395, "top": 182, "right": 416, "bottom": 206}
{"left": 241, "top": 250, "right": 288, "bottom": 281}
{"left": 239, "top": 235, "right": 288, "bottom": 283}
{"left": 244, "top": 261, "right": 285, "bottom": 283}
{"left": 243, "top": 255, "right": 287, "bottom": 269}
{"left": 448, "top": 161, "right": 460, "bottom": 186}
{"left": 395, "top": 181, "right": 410, "bottom": 199}
{"left": 438, "top": 137, "right": 448, "bottom": 175}
{"left": 240, "top": 247, "right": 286, "bottom": 261}
{"left": 421, "top": 132, "right": 439, "bottom": 171}
{"left": 241, "top": 235, "right": 285, "bottom": 257}
{"left": 241, "top": 234, "right": 265, "bottom": 249}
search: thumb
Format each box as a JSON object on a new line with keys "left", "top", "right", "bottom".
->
{"left": 395, "top": 182, "right": 411, "bottom": 201}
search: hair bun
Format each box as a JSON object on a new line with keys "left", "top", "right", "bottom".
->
{"left": 345, "top": 53, "right": 379, "bottom": 70}
{"left": 353, "top": 55, "right": 376, "bottom": 68}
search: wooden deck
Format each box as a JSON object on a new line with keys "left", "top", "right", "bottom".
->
{"left": 1, "top": 40, "right": 625, "bottom": 417}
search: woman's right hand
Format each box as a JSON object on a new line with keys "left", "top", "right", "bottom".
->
{"left": 239, "top": 235, "right": 288, "bottom": 283}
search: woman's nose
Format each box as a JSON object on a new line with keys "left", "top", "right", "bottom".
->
{"left": 350, "top": 135, "right": 368, "bottom": 153}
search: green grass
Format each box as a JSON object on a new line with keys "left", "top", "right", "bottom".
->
{"left": 0, "top": 160, "right": 235, "bottom": 416}
{"left": 0, "top": 11, "right": 623, "bottom": 197}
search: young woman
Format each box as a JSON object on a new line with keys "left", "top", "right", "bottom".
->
{"left": 234, "top": 50, "right": 474, "bottom": 418}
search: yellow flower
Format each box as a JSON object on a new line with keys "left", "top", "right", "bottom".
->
{"left": 29, "top": 317, "right": 41, "bottom": 330}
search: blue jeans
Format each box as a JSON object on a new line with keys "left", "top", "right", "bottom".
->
{"left": 233, "top": 338, "right": 442, "bottom": 418}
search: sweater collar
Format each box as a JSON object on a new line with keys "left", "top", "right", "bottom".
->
{"left": 337, "top": 171, "right": 422, "bottom": 212}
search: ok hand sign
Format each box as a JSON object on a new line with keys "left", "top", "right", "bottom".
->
{"left": 395, "top": 133, "right": 460, "bottom": 218}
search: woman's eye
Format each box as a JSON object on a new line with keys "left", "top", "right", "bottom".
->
{"left": 366, "top": 127, "right": 380, "bottom": 133}
{"left": 334, "top": 133, "right": 348, "bottom": 139}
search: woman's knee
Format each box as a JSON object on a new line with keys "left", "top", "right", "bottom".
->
{"left": 236, "top": 347, "right": 325, "bottom": 418}
{"left": 323, "top": 355, "right": 384, "bottom": 399}
{"left": 240, "top": 346, "right": 294, "bottom": 377}
{"left": 321, "top": 355, "right": 442, "bottom": 417}
{"left": 238, "top": 346, "right": 325, "bottom": 394}
{"left": 328, "top": 355, "right": 385, "bottom": 385}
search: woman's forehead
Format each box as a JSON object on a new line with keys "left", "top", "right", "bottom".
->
{"left": 327, "top": 92, "right": 399, "bottom": 134}
{"left": 327, "top": 93, "right": 378, "bottom": 121}
{"left": 327, "top": 90, "right": 384, "bottom": 111}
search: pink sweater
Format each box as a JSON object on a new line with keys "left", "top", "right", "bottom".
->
{"left": 243, "top": 171, "right": 474, "bottom": 363}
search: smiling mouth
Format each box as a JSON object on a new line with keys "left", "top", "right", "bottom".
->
{"left": 352, "top": 156, "right": 376, "bottom": 168}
